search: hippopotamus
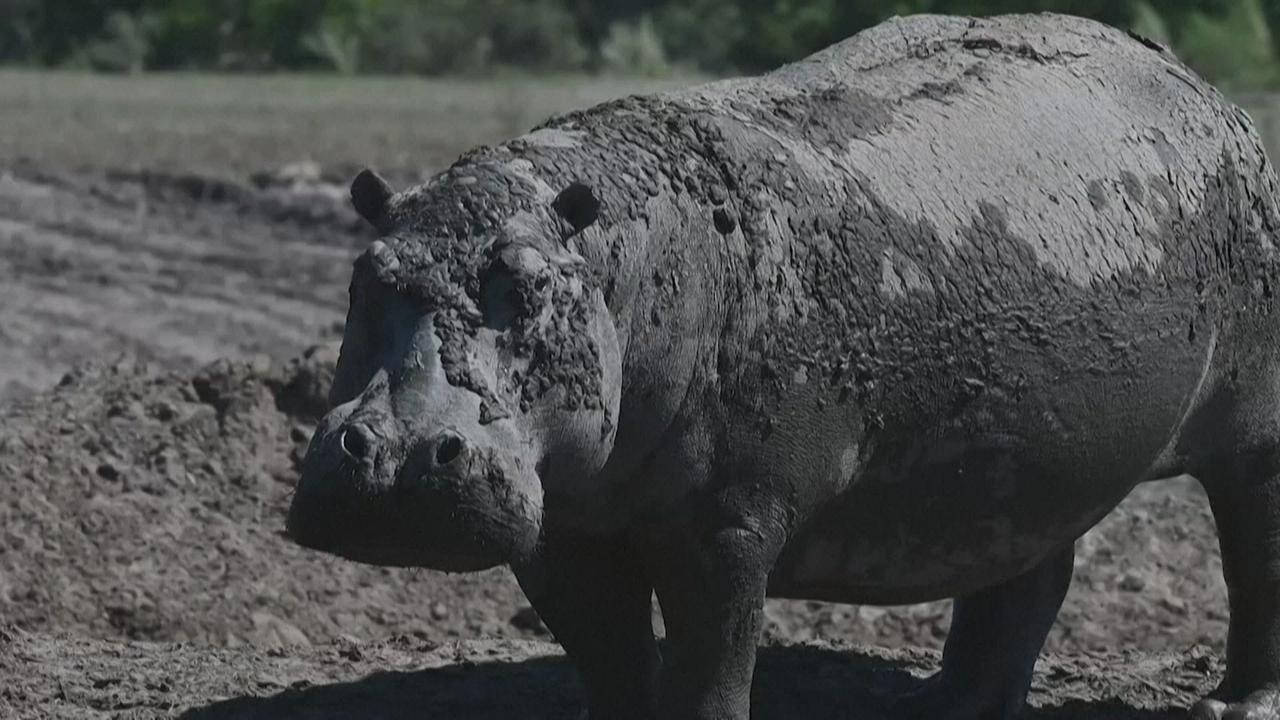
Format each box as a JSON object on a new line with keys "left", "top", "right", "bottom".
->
{"left": 286, "top": 12, "right": 1280, "bottom": 720}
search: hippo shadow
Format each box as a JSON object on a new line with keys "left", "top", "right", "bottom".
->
{"left": 180, "top": 644, "right": 1187, "bottom": 720}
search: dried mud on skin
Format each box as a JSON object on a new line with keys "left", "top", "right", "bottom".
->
{"left": 0, "top": 164, "right": 1231, "bottom": 717}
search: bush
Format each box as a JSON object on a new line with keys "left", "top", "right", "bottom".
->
{"left": 733, "top": 0, "right": 842, "bottom": 71}
{"left": 599, "top": 15, "right": 670, "bottom": 76}
{"left": 302, "top": 24, "right": 361, "bottom": 75}
{"left": 653, "top": 0, "right": 745, "bottom": 72}
{"left": 490, "top": 0, "right": 589, "bottom": 71}
{"left": 81, "top": 11, "right": 152, "bottom": 73}
{"left": 1129, "top": 0, "right": 1172, "bottom": 45}
{"left": 355, "top": 1, "right": 481, "bottom": 74}
{"left": 0, "top": 0, "right": 40, "bottom": 64}
{"left": 1176, "top": 0, "right": 1279, "bottom": 89}
{"left": 4, "top": 0, "right": 1280, "bottom": 90}
{"left": 349, "top": 0, "right": 587, "bottom": 75}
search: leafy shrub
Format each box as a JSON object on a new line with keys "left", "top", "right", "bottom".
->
{"left": 82, "top": 11, "right": 153, "bottom": 74}
{"left": 489, "top": 0, "right": 589, "bottom": 71}
{"left": 736, "top": 0, "right": 841, "bottom": 71}
{"left": 303, "top": 24, "right": 361, "bottom": 75}
{"left": 1129, "top": 0, "right": 1173, "bottom": 45}
{"left": 355, "top": 1, "right": 480, "bottom": 74}
{"left": 599, "top": 15, "right": 670, "bottom": 77}
{"left": 653, "top": 0, "right": 745, "bottom": 72}
{"left": 4, "top": 0, "right": 1280, "bottom": 90}
{"left": 348, "top": 0, "right": 587, "bottom": 75}
{"left": 0, "top": 0, "right": 40, "bottom": 63}
{"left": 1176, "top": 0, "right": 1279, "bottom": 89}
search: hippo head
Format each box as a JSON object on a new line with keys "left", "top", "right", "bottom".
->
{"left": 287, "top": 168, "right": 620, "bottom": 571}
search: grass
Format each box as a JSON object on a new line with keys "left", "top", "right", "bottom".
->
{"left": 1, "top": 70, "right": 1279, "bottom": 180}
{"left": 0, "top": 70, "right": 693, "bottom": 179}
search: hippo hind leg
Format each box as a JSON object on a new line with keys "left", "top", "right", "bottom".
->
{"left": 894, "top": 547, "right": 1075, "bottom": 720}
{"left": 1186, "top": 353, "right": 1280, "bottom": 720}
{"left": 1192, "top": 461, "right": 1280, "bottom": 720}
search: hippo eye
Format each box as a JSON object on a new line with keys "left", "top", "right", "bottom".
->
{"left": 479, "top": 263, "right": 519, "bottom": 330}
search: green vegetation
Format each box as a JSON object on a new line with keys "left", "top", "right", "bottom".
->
{"left": 2, "top": 70, "right": 1278, "bottom": 179}
{"left": 0, "top": 70, "right": 684, "bottom": 176}
{"left": 1, "top": 1, "right": 1278, "bottom": 89}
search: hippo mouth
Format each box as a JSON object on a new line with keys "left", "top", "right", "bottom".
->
{"left": 285, "top": 498, "right": 504, "bottom": 571}
{"left": 286, "top": 450, "right": 544, "bottom": 572}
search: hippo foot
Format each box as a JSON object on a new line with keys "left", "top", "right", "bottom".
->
{"left": 1191, "top": 689, "right": 1280, "bottom": 720}
{"left": 894, "top": 672, "right": 1024, "bottom": 720}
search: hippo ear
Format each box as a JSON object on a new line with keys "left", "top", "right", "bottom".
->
{"left": 351, "top": 169, "right": 395, "bottom": 232}
{"left": 552, "top": 182, "right": 600, "bottom": 236}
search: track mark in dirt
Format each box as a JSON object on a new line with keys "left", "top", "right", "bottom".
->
{"left": 0, "top": 166, "right": 368, "bottom": 401}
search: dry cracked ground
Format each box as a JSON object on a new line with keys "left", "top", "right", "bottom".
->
{"left": 0, "top": 73, "right": 1268, "bottom": 719}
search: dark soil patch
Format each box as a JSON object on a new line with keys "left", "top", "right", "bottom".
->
{"left": 0, "top": 628, "right": 1221, "bottom": 719}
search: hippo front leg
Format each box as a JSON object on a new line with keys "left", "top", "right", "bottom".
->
{"left": 649, "top": 510, "right": 789, "bottom": 720}
{"left": 513, "top": 531, "right": 661, "bottom": 720}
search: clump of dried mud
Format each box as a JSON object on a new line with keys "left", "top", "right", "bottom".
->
{"left": 0, "top": 350, "right": 533, "bottom": 651}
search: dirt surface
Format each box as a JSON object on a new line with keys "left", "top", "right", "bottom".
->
{"left": 0, "top": 164, "right": 362, "bottom": 402}
{"left": 0, "top": 627, "right": 1224, "bottom": 719}
{"left": 0, "top": 74, "right": 1244, "bottom": 718}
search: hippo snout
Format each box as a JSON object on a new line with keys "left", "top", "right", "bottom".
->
{"left": 431, "top": 432, "right": 466, "bottom": 466}
{"left": 337, "top": 423, "right": 375, "bottom": 462}
{"left": 334, "top": 421, "right": 466, "bottom": 481}
{"left": 286, "top": 412, "right": 543, "bottom": 572}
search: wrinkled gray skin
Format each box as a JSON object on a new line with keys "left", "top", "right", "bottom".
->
{"left": 287, "top": 13, "right": 1280, "bottom": 720}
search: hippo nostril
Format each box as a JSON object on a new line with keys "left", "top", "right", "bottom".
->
{"left": 434, "top": 434, "right": 465, "bottom": 466}
{"left": 340, "top": 425, "right": 373, "bottom": 460}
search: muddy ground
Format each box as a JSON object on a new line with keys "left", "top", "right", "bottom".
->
{"left": 0, "top": 75, "right": 1249, "bottom": 716}
{"left": 0, "top": 627, "right": 1224, "bottom": 719}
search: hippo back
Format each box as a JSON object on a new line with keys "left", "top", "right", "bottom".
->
{"left": 416, "top": 15, "right": 1280, "bottom": 557}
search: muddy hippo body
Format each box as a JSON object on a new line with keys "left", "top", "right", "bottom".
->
{"left": 289, "top": 13, "right": 1280, "bottom": 720}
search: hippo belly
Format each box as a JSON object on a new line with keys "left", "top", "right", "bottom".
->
{"left": 766, "top": 318, "right": 1216, "bottom": 606}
